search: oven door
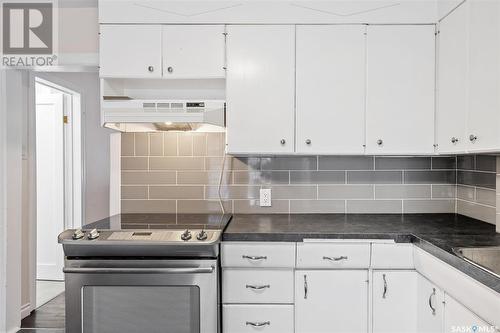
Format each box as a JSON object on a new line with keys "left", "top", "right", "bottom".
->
{"left": 64, "top": 259, "right": 218, "bottom": 333}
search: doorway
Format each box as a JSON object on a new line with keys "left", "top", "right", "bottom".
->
{"left": 34, "top": 77, "right": 82, "bottom": 308}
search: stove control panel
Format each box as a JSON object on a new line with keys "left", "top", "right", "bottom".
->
{"left": 60, "top": 229, "right": 221, "bottom": 244}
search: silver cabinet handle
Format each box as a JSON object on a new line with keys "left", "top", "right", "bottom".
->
{"left": 242, "top": 255, "right": 267, "bottom": 261}
{"left": 246, "top": 321, "right": 270, "bottom": 327}
{"left": 305, "top": 139, "right": 311, "bottom": 145}
{"left": 469, "top": 134, "right": 477, "bottom": 143}
{"left": 428, "top": 288, "right": 436, "bottom": 315}
{"left": 382, "top": 274, "right": 387, "bottom": 298}
{"left": 323, "top": 256, "right": 348, "bottom": 261}
{"left": 167, "top": 66, "right": 173, "bottom": 73}
{"left": 246, "top": 284, "right": 270, "bottom": 290}
{"left": 280, "top": 139, "right": 286, "bottom": 145}
{"left": 451, "top": 137, "right": 459, "bottom": 144}
{"left": 377, "top": 139, "right": 383, "bottom": 146}
{"left": 147, "top": 66, "right": 154, "bottom": 72}
{"left": 63, "top": 267, "right": 214, "bottom": 274}
{"left": 304, "top": 274, "right": 308, "bottom": 299}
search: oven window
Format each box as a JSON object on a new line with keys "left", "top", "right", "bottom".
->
{"left": 82, "top": 286, "right": 200, "bottom": 333}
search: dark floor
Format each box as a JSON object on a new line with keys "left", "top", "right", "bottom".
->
{"left": 19, "top": 293, "right": 65, "bottom": 332}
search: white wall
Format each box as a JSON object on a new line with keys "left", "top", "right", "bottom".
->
{"left": 0, "top": 69, "right": 7, "bottom": 333}
{"left": 0, "top": 69, "right": 25, "bottom": 333}
{"left": 34, "top": 72, "right": 112, "bottom": 224}
{"left": 57, "top": 0, "right": 99, "bottom": 66}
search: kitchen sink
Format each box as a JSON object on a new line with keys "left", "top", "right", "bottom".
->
{"left": 453, "top": 246, "right": 500, "bottom": 278}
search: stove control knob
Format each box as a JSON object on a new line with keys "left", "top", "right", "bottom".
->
{"left": 72, "top": 229, "right": 85, "bottom": 240}
{"left": 181, "top": 230, "right": 192, "bottom": 241}
{"left": 196, "top": 230, "right": 208, "bottom": 241}
{"left": 87, "top": 229, "right": 100, "bottom": 240}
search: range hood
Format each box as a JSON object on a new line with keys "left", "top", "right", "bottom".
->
{"left": 102, "top": 98, "right": 226, "bottom": 132}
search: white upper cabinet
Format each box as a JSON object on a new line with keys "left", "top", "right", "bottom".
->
{"left": 296, "top": 25, "right": 367, "bottom": 154}
{"left": 372, "top": 271, "right": 418, "bottom": 333}
{"left": 466, "top": 0, "right": 500, "bottom": 152}
{"left": 226, "top": 25, "right": 295, "bottom": 154}
{"left": 417, "top": 274, "right": 444, "bottom": 333}
{"left": 100, "top": 25, "right": 162, "bottom": 78}
{"left": 436, "top": 4, "right": 468, "bottom": 154}
{"left": 366, "top": 25, "right": 436, "bottom": 155}
{"left": 295, "top": 270, "right": 368, "bottom": 333}
{"left": 162, "top": 25, "right": 226, "bottom": 79}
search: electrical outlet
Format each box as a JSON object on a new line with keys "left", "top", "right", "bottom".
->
{"left": 260, "top": 188, "right": 272, "bottom": 207}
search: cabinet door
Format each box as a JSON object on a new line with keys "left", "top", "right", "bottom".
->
{"left": 296, "top": 25, "right": 366, "bottom": 154}
{"left": 226, "top": 25, "right": 295, "bottom": 154}
{"left": 467, "top": 0, "right": 500, "bottom": 151}
{"left": 162, "top": 25, "right": 225, "bottom": 79}
{"left": 295, "top": 270, "right": 368, "bottom": 333}
{"left": 417, "top": 274, "right": 444, "bottom": 333}
{"left": 100, "top": 25, "right": 162, "bottom": 78}
{"left": 372, "top": 271, "right": 417, "bottom": 333}
{"left": 366, "top": 25, "right": 436, "bottom": 154}
{"left": 444, "top": 294, "right": 492, "bottom": 333}
{"left": 437, "top": 4, "right": 468, "bottom": 153}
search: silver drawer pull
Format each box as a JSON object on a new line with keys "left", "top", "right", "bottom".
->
{"left": 429, "top": 288, "right": 436, "bottom": 315}
{"left": 246, "top": 284, "right": 270, "bottom": 290}
{"left": 304, "top": 274, "right": 308, "bottom": 299}
{"left": 323, "top": 256, "right": 348, "bottom": 261}
{"left": 383, "top": 274, "right": 388, "bottom": 298}
{"left": 246, "top": 321, "right": 270, "bottom": 327}
{"left": 242, "top": 255, "right": 267, "bottom": 261}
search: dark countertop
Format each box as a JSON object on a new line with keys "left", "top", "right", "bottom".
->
{"left": 223, "top": 213, "right": 500, "bottom": 293}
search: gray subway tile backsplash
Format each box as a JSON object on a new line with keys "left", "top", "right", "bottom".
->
{"left": 119, "top": 132, "right": 496, "bottom": 222}
{"left": 346, "top": 200, "right": 402, "bottom": 214}
{"left": 290, "top": 171, "right": 345, "bottom": 184}
{"left": 431, "top": 156, "right": 457, "bottom": 170}
{"left": 347, "top": 170, "right": 403, "bottom": 184}
{"left": 319, "top": 185, "right": 374, "bottom": 199}
{"left": 233, "top": 171, "right": 289, "bottom": 185}
{"left": 375, "top": 157, "right": 431, "bottom": 170}
{"left": 457, "top": 170, "right": 496, "bottom": 189}
{"left": 261, "top": 156, "right": 317, "bottom": 170}
{"left": 404, "top": 170, "right": 456, "bottom": 184}
{"left": 319, "top": 156, "right": 374, "bottom": 170}
{"left": 374, "top": 185, "right": 431, "bottom": 199}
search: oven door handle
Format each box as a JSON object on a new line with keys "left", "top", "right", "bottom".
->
{"left": 63, "top": 266, "right": 215, "bottom": 274}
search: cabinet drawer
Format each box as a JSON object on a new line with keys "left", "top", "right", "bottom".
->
{"left": 222, "top": 269, "right": 294, "bottom": 304}
{"left": 297, "top": 242, "right": 370, "bottom": 268}
{"left": 221, "top": 242, "right": 295, "bottom": 268}
{"left": 223, "top": 304, "right": 294, "bottom": 333}
{"left": 371, "top": 243, "right": 414, "bottom": 269}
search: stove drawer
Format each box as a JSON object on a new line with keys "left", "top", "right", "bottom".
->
{"left": 221, "top": 242, "right": 295, "bottom": 268}
{"left": 223, "top": 304, "right": 294, "bottom": 333}
{"left": 222, "top": 269, "right": 294, "bottom": 304}
{"left": 297, "top": 242, "right": 370, "bottom": 268}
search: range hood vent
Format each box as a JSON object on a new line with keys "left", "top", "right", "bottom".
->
{"left": 102, "top": 98, "right": 225, "bottom": 132}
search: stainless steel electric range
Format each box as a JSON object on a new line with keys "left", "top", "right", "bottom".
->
{"left": 58, "top": 213, "right": 232, "bottom": 333}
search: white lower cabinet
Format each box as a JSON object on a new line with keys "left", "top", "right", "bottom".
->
{"left": 372, "top": 270, "right": 418, "bottom": 333}
{"left": 223, "top": 304, "right": 294, "bottom": 333}
{"left": 222, "top": 269, "right": 294, "bottom": 304}
{"left": 295, "top": 270, "right": 369, "bottom": 333}
{"left": 222, "top": 242, "right": 499, "bottom": 333}
{"left": 417, "top": 274, "right": 444, "bottom": 333}
{"left": 443, "top": 295, "right": 492, "bottom": 333}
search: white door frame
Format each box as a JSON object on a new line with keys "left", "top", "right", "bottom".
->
{"left": 27, "top": 72, "right": 84, "bottom": 316}
{"left": 0, "top": 69, "right": 8, "bottom": 332}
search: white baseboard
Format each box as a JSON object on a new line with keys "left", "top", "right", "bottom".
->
{"left": 20, "top": 302, "right": 32, "bottom": 319}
